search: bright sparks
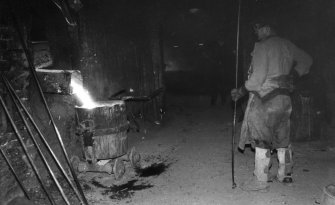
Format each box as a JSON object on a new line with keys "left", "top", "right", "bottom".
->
{"left": 70, "top": 71, "right": 97, "bottom": 109}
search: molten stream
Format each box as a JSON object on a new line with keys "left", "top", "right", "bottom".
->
{"left": 70, "top": 77, "right": 97, "bottom": 109}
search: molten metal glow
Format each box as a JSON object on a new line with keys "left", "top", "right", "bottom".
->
{"left": 70, "top": 72, "right": 97, "bottom": 109}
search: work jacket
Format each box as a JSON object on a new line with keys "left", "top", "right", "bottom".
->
{"left": 245, "top": 36, "right": 313, "bottom": 98}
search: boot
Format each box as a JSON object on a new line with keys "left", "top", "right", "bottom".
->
{"left": 277, "top": 145, "right": 293, "bottom": 183}
{"left": 241, "top": 147, "right": 270, "bottom": 191}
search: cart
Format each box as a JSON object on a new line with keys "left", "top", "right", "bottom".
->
{"left": 73, "top": 100, "right": 140, "bottom": 180}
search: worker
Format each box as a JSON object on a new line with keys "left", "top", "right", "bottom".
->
{"left": 231, "top": 18, "right": 313, "bottom": 191}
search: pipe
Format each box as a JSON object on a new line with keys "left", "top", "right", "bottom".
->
{"left": 232, "top": 0, "right": 242, "bottom": 189}
{"left": 50, "top": 0, "right": 77, "bottom": 26}
{"left": 0, "top": 96, "right": 56, "bottom": 205}
{"left": 0, "top": 146, "right": 30, "bottom": 200}
{"left": 110, "top": 87, "right": 165, "bottom": 101}
{"left": 2, "top": 76, "right": 85, "bottom": 204}
{"left": 3, "top": 76, "right": 71, "bottom": 205}
{"left": 108, "top": 89, "right": 127, "bottom": 99}
{"left": 7, "top": 2, "right": 88, "bottom": 204}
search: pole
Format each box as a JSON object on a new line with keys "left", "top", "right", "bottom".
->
{"left": 0, "top": 146, "right": 30, "bottom": 200}
{"left": 3, "top": 76, "right": 71, "bottom": 205}
{"left": 232, "top": 0, "right": 242, "bottom": 189}
{"left": 6, "top": 2, "right": 88, "bottom": 204}
{"left": 0, "top": 96, "right": 56, "bottom": 205}
{"left": 3, "top": 74, "right": 85, "bottom": 204}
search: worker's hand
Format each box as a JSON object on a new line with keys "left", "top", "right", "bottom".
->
{"left": 231, "top": 89, "right": 240, "bottom": 101}
{"left": 231, "top": 87, "right": 247, "bottom": 101}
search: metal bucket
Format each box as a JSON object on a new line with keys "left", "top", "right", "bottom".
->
{"left": 76, "top": 100, "right": 128, "bottom": 160}
{"left": 321, "top": 184, "right": 335, "bottom": 205}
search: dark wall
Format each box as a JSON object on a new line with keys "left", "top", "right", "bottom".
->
{"left": 78, "top": 0, "right": 162, "bottom": 101}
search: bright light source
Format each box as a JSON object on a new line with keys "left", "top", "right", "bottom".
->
{"left": 70, "top": 71, "right": 97, "bottom": 109}
{"left": 198, "top": 43, "right": 204, "bottom": 46}
{"left": 173, "top": 45, "right": 179, "bottom": 48}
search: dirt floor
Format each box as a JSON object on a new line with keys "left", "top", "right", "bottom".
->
{"left": 79, "top": 94, "right": 335, "bottom": 205}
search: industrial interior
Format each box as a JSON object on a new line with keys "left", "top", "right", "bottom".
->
{"left": 0, "top": 0, "right": 335, "bottom": 204}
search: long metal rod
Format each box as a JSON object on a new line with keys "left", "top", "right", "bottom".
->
{"left": 0, "top": 146, "right": 30, "bottom": 200}
{"left": 232, "top": 0, "right": 242, "bottom": 189}
{"left": 0, "top": 96, "right": 56, "bottom": 205}
{"left": 7, "top": 2, "right": 88, "bottom": 204}
{"left": 50, "top": 0, "right": 77, "bottom": 26}
{"left": 3, "top": 76, "right": 85, "bottom": 204}
{"left": 3, "top": 76, "right": 71, "bottom": 205}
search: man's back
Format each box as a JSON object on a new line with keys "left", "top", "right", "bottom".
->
{"left": 246, "top": 36, "right": 312, "bottom": 97}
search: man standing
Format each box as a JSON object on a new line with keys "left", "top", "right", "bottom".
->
{"left": 231, "top": 19, "right": 313, "bottom": 191}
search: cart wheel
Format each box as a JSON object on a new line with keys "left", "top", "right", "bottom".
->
{"left": 129, "top": 147, "right": 141, "bottom": 168}
{"left": 113, "top": 158, "right": 125, "bottom": 180}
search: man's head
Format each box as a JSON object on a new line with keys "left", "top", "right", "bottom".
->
{"left": 252, "top": 18, "right": 277, "bottom": 40}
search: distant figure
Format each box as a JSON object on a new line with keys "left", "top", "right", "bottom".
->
{"left": 231, "top": 18, "right": 313, "bottom": 191}
{"left": 202, "top": 41, "right": 233, "bottom": 106}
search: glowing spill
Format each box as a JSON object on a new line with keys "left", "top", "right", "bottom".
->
{"left": 70, "top": 71, "right": 97, "bottom": 109}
